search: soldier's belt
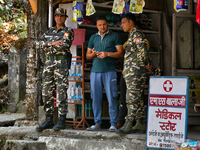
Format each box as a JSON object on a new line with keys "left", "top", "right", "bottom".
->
{"left": 46, "top": 54, "right": 67, "bottom": 60}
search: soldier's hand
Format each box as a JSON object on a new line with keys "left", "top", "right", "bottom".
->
{"left": 97, "top": 51, "right": 108, "bottom": 59}
{"left": 52, "top": 40, "right": 63, "bottom": 46}
{"left": 145, "top": 65, "right": 153, "bottom": 72}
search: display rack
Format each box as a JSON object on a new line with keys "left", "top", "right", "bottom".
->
{"left": 79, "top": 3, "right": 163, "bottom": 118}
{"left": 65, "top": 29, "right": 90, "bottom": 129}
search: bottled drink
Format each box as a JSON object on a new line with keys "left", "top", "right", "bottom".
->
{"left": 75, "top": 84, "right": 78, "bottom": 100}
{"left": 70, "top": 85, "right": 75, "bottom": 99}
{"left": 76, "top": 63, "right": 82, "bottom": 80}
{"left": 74, "top": 85, "right": 77, "bottom": 100}
{"left": 74, "top": 62, "right": 78, "bottom": 77}
{"left": 77, "top": 85, "right": 82, "bottom": 99}
{"left": 77, "top": 105, "right": 80, "bottom": 117}
{"left": 70, "top": 63, "right": 76, "bottom": 80}
{"left": 80, "top": 105, "right": 82, "bottom": 117}
{"left": 88, "top": 100, "right": 92, "bottom": 117}
{"left": 85, "top": 100, "right": 88, "bottom": 117}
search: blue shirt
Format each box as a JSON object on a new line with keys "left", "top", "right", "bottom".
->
{"left": 88, "top": 30, "right": 122, "bottom": 72}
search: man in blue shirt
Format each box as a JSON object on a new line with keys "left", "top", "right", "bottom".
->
{"left": 86, "top": 16, "right": 123, "bottom": 131}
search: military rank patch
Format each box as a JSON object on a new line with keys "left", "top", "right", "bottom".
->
{"left": 64, "top": 32, "right": 69, "bottom": 37}
{"left": 135, "top": 38, "right": 141, "bottom": 43}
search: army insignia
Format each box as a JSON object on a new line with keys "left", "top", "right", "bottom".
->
{"left": 135, "top": 38, "right": 141, "bottom": 43}
{"left": 64, "top": 32, "right": 69, "bottom": 37}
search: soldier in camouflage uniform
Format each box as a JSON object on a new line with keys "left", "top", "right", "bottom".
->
{"left": 36, "top": 8, "right": 74, "bottom": 132}
{"left": 116, "top": 13, "right": 150, "bottom": 134}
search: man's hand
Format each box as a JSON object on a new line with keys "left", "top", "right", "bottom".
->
{"left": 51, "top": 40, "right": 63, "bottom": 46}
{"left": 97, "top": 51, "right": 108, "bottom": 59}
{"left": 91, "top": 48, "right": 98, "bottom": 56}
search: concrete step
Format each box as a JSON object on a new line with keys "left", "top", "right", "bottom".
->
{"left": 4, "top": 140, "right": 46, "bottom": 150}
{"left": 0, "top": 126, "right": 199, "bottom": 150}
{"left": 38, "top": 129, "right": 147, "bottom": 150}
{"left": 38, "top": 136, "right": 145, "bottom": 150}
{"left": 0, "top": 113, "right": 25, "bottom": 127}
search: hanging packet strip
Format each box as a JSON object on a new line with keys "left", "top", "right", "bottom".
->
{"left": 72, "top": 0, "right": 84, "bottom": 24}
{"left": 112, "top": 0, "right": 125, "bottom": 14}
{"left": 122, "top": 0, "right": 130, "bottom": 15}
{"left": 86, "top": 0, "right": 96, "bottom": 16}
{"left": 196, "top": 0, "right": 200, "bottom": 24}
{"left": 174, "top": 0, "right": 188, "bottom": 12}
{"left": 129, "top": 0, "right": 145, "bottom": 14}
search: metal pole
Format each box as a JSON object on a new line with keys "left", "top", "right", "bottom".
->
{"left": 172, "top": 13, "right": 177, "bottom": 76}
{"left": 48, "top": 0, "right": 53, "bottom": 28}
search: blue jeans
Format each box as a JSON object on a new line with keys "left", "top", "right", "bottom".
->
{"left": 90, "top": 71, "right": 118, "bottom": 127}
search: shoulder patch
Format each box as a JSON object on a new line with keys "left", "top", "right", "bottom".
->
{"left": 135, "top": 38, "right": 141, "bottom": 43}
{"left": 64, "top": 32, "right": 69, "bottom": 37}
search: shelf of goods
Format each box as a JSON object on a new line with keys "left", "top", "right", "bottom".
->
{"left": 79, "top": 2, "right": 162, "bottom": 69}
{"left": 65, "top": 29, "right": 90, "bottom": 129}
{"left": 76, "top": 2, "right": 163, "bottom": 120}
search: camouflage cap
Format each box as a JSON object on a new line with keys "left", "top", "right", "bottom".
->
{"left": 54, "top": 8, "right": 68, "bottom": 17}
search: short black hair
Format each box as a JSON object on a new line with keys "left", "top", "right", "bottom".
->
{"left": 122, "top": 13, "right": 136, "bottom": 24}
{"left": 96, "top": 15, "right": 108, "bottom": 22}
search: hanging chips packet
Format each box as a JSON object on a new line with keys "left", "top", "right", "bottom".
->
{"left": 86, "top": 0, "right": 96, "bottom": 16}
{"left": 72, "top": 0, "right": 84, "bottom": 24}
{"left": 112, "top": 0, "right": 125, "bottom": 14}
{"left": 129, "top": 0, "right": 145, "bottom": 14}
{"left": 174, "top": 0, "right": 188, "bottom": 12}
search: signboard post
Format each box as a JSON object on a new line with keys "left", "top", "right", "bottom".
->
{"left": 146, "top": 76, "right": 189, "bottom": 150}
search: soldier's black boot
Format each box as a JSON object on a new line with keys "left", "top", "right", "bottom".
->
{"left": 116, "top": 120, "right": 133, "bottom": 134}
{"left": 132, "top": 120, "right": 146, "bottom": 133}
{"left": 36, "top": 114, "right": 54, "bottom": 132}
{"left": 53, "top": 114, "right": 66, "bottom": 131}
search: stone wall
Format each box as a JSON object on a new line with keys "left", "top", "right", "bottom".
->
{"left": 8, "top": 38, "right": 27, "bottom": 113}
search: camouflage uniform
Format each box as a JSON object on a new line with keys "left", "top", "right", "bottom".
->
{"left": 123, "top": 27, "right": 150, "bottom": 122}
{"left": 36, "top": 26, "right": 74, "bottom": 115}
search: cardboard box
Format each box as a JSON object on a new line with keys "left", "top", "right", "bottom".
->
{"left": 144, "top": 0, "right": 165, "bottom": 11}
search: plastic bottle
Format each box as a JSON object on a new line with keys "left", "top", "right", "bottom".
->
{"left": 70, "top": 62, "right": 76, "bottom": 80}
{"left": 85, "top": 100, "right": 88, "bottom": 117}
{"left": 76, "top": 62, "right": 80, "bottom": 80}
{"left": 74, "top": 85, "right": 77, "bottom": 100}
{"left": 77, "top": 105, "right": 80, "bottom": 117}
{"left": 74, "top": 84, "right": 78, "bottom": 100}
{"left": 70, "top": 85, "right": 75, "bottom": 99}
{"left": 80, "top": 105, "right": 82, "bottom": 117}
{"left": 77, "top": 85, "right": 82, "bottom": 99}
{"left": 88, "top": 100, "right": 92, "bottom": 117}
{"left": 76, "top": 62, "right": 82, "bottom": 81}
{"left": 75, "top": 62, "right": 78, "bottom": 77}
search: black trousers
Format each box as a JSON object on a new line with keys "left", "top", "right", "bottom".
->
{"left": 117, "top": 73, "right": 127, "bottom": 125}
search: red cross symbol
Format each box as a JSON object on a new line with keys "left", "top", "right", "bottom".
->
{"left": 163, "top": 80, "right": 173, "bottom": 92}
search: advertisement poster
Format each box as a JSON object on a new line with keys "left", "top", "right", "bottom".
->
{"left": 146, "top": 77, "right": 189, "bottom": 149}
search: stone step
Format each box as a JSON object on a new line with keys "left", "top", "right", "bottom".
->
{"left": 0, "top": 113, "right": 25, "bottom": 127}
{"left": 4, "top": 140, "right": 46, "bottom": 150}
{"left": 38, "top": 136, "right": 146, "bottom": 150}
{"left": 38, "top": 129, "right": 147, "bottom": 150}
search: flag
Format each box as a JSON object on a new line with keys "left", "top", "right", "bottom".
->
{"left": 196, "top": 0, "right": 200, "bottom": 24}
{"left": 29, "top": 0, "right": 37, "bottom": 14}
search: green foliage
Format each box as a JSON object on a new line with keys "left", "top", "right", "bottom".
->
{"left": 1, "top": 106, "right": 7, "bottom": 113}
{"left": 0, "top": 0, "right": 27, "bottom": 38}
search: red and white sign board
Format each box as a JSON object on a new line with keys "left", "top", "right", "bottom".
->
{"left": 146, "top": 77, "right": 189, "bottom": 150}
